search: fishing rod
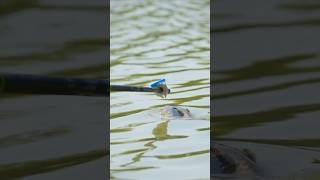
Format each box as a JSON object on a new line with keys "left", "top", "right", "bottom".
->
{"left": 0, "top": 73, "right": 170, "bottom": 97}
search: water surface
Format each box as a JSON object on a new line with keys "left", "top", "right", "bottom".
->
{"left": 213, "top": 0, "right": 320, "bottom": 179}
{"left": 0, "top": 0, "right": 107, "bottom": 179}
{"left": 110, "top": 0, "right": 210, "bottom": 179}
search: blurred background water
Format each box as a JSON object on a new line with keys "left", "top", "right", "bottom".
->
{"left": 213, "top": 0, "right": 320, "bottom": 179}
{"left": 110, "top": 0, "right": 210, "bottom": 179}
{"left": 0, "top": 0, "right": 108, "bottom": 179}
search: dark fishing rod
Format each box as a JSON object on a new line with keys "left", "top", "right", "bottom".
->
{"left": 0, "top": 73, "right": 168, "bottom": 97}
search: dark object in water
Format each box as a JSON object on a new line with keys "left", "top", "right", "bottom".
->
{"left": 161, "top": 106, "right": 192, "bottom": 120}
{"left": 160, "top": 106, "right": 267, "bottom": 179}
{"left": 211, "top": 143, "right": 260, "bottom": 179}
{"left": 212, "top": 146, "right": 236, "bottom": 174}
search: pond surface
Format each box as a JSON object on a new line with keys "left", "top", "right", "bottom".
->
{"left": 110, "top": 0, "right": 210, "bottom": 179}
{"left": 213, "top": 0, "right": 320, "bottom": 179}
{"left": 0, "top": 0, "right": 107, "bottom": 179}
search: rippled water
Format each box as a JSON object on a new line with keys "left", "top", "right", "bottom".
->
{"left": 0, "top": 0, "right": 107, "bottom": 179}
{"left": 213, "top": 0, "right": 320, "bottom": 179}
{"left": 110, "top": 0, "right": 210, "bottom": 179}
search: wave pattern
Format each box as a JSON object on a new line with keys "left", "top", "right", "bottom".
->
{"left": 213, "top": 0, "right": 320, "bottom": 179}
{"left": 0, "top": 0, "right": 107, "bottom": 179}
{"left": 110, "top": 0, "right": 210, "bottom": 179}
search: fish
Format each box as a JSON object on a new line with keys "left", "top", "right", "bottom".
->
{"left": 160, "top": 106, "right": 272, "bottom": 179}
{"left": 160, "top": 106, "right": 192, "bottom": 120}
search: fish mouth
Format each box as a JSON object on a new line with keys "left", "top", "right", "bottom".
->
{"left": 161, "top": 106, "right": 192, "bottom": 119}
{"left": 212, "top": 143, "right": 258, "bottom": 178}
{"left": 172, "top": 107, "right": 187, "bottom": 117}
{"left": 212, "top": 146, "right": 236, "bottom": 175}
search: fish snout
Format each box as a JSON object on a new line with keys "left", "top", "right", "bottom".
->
{"left": 161, "top": 106, "right": 192, "bottom": 119}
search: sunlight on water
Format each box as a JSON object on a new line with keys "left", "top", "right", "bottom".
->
{"left": 110, "top": 0, "right": 210, "bottom": 179}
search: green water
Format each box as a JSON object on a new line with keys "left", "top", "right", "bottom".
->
{"left": 0, "top": 0, "right": 107, "bottom": 179}
{"left": 4, "top": 0, "right": 320, "bottom": 179}
{"left": 110, "top": 0, "right": 210, "bottom": 179}
{"left": 213, "top": 0, "right": 320, "bottom": 179}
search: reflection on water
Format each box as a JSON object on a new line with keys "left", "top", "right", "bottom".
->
{"left": 110, "top": 0, "right": 210, "bottom": 179}
{"left": 213, "top": 0, "right": 320, "bottom": 179}
{"left": 0, "top": 0, "right": 107, "bottom": 179}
